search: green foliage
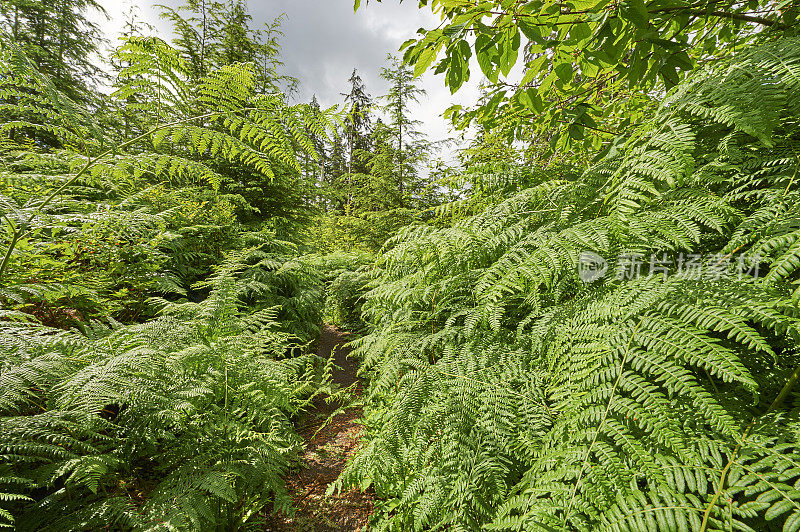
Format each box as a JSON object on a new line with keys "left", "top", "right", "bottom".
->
{"left": 0, "top": 0, "right": 106, "bottom": 104}
{"left": 8, "top": 1, "right": 800, "bottom": 531}
{"left": 379, "top": 54, "right": 428, "bottom": 206}
{"left": 0, "top": 247, "right": 332, "bottom": 530}
{"left": 335, "top": 36, "right": 800, "bottom": 531}
{"left": 0, "top": 28, "right": 340, "bottom": 530}
{"left": 159, "top": 1, "right": 296, "bottom": 93}
{"left": 308, "top": 209, "right": 419, "bottom": 255}
{"left": 0, "top": 35, "right": 337, "bottom": 320}
{"left": 309, "top": 55, "right": 441, "bottom": 254}
{"left": 306, "top": 251, "right": 375, "bottom": 330}
{"left": 362, "top": 0, "right": 798, "bottom": 155}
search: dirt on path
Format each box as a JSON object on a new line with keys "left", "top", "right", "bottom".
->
{"left": 260, "top": 324, "right": 373, "bottom": 531}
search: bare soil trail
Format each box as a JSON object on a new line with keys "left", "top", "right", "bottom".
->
{"left": 260, "top": 324, "right": 373, "bottom": 531}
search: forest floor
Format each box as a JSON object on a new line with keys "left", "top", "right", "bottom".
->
{"left": 260, "top": 324, "right": 374, "bottom": 531}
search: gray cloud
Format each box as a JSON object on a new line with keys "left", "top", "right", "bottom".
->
{"left": 262, "top": 1, "right": 427, "bottom": 104}
{"left": 91, "top": 0, "right": 482, "bottom": 157}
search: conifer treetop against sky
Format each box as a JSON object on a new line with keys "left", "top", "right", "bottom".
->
{"left": 91, "top": 0, "right": 485, "bottom": 160}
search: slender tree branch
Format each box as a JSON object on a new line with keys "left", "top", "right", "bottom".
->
{"left": 653, "top": 7, "right": 787, "bottom": 28}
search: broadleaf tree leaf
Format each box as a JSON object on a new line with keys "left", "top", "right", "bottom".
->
{"left": 619, "top": 0, "right": 649, "bottom": 29}
{"left": 518, "top": 17, "right": 541, "bottom": 43}
{"left": 518, "top": 88, "right": 544, "bottom": 113}
{"left": 415, "top": 47, "right": 437, "bottom": 78}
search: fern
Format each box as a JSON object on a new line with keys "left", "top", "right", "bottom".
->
{"left": 0, "top": 246, "right": 332, "bottom": 529}
{"left": 339, "top": 36, "right": 800, "bottom": 531}
{"left": 0, "top": 35, "right": 343, "bottom": 529}
{"left": 0, "top": 36, "right": 337, "bottom": 320}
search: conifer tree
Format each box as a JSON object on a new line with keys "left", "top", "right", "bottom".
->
{"left": 379, "top": 54, "right": 426, "bottom": 204}
{"left": 326, "top": 126, "right": 349, "bottom": 213}
{"left": 159, "top": 0, "right": 294, "bottom": 93}
{"left": 0, "top": 0, "right": 106, "bottom": 103}
{"left": 305, "top": 95, "right": 330, "bottom": 208}
{"left": 341, "top": 69, "right": 373, "bottom": 210}
{"left": 363, "top": 119, "right": 403, "bottom": 210}
{"left": 158, "top": 0, "right": 212, "bottom": 79}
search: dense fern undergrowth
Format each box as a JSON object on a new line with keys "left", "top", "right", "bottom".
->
{"left": 0, "top": 36, "right": 349, "bottom": 530}
{"left": 1, "top": 246, "right": 336, "bottom": 530}
{"left": 334, "top": 38, "right": 800, "bottom": 531}
{"left": 3, "top": 1, "right": 800, "bottom": 530}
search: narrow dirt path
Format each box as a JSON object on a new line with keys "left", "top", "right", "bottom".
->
{"left": 261, "top": 324, "right": 373, "bottom": 531}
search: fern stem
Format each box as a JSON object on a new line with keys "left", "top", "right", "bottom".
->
{"left": 766, "top": 362, "right": 800, "bottom": 416}
{"left": 699, "top": 361, "right": 800, "bottom": 531}
{"left": 699, "top": 438, "right": 745, "bottom": 531}
{"left": 223, "top": 358, "right": 228, "bottom": 437}
{"left": 0, "top": 224, "right": 20, "bottom": 285}
{"left": 563, "top": 316, "right": 645, "bottom": 530}
{"left": 782, "top": 151, "right": 799, "bottom": 197}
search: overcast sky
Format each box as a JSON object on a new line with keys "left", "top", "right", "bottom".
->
{"left": 89, "top": 0, "right": 484, "bottom": 161}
